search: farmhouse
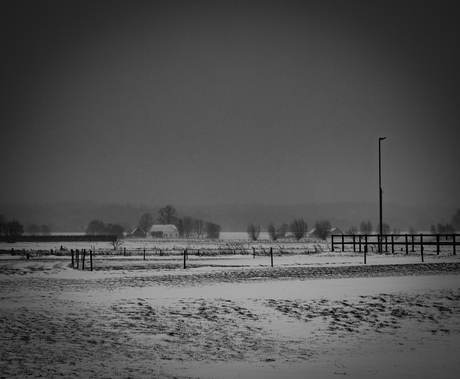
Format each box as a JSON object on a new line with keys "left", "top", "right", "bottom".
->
{"left": 308, "top": 227, "right": 343, "bottom": 239}
{"left": 129, "top": 227, "right": 145, "bottom": 238}
{"left": 148, "top": 224, "right": 179, "bottom": 239}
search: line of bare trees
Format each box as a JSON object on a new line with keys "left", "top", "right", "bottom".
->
{"left": 247, "top": 218, "right": 309, "bottom": 241}
{"left": 1, "top": 215, "right": 52, "bottom": 241}
{"left": 135, "top": 205, "right": 221, "bottom": 239}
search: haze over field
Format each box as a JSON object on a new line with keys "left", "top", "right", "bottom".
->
{"left": 1, "top": 1, "right": 459, "bottom": 211}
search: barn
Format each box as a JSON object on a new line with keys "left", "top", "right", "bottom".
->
{"left": 129, "top": 227, "right": 146, "bottom": 238}
{"left": 148, "top": 224, "right": 179, "bottom": 239}
{"left": 308, "top": 227, "right": 343, "bottom": 239}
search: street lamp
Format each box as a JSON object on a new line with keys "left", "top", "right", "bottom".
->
{"left": 379, "top": 137, "right": 387, "bottom": 253}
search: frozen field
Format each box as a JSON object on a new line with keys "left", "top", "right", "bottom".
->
{"left": 1, "top": 242, "right": 459, "bottom": 378}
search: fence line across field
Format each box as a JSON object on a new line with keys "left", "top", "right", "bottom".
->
{"left": 331, "top": 233, "right": 458, "bottom": 257}
{"left": 67, "top": 235, "right": 458, "bottom": 270}
{"left": 69, "top": 245, "right": 330, "bottom": 270}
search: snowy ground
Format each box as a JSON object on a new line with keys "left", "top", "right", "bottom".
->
{"left": 1, "top": 249, "right": 459, "bottom": 378}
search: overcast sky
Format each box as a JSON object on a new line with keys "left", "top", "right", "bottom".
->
{"left": 1, "top": 1, "right": 459, "bottom": 208}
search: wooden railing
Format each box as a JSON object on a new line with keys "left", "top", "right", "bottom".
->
{"left": 331, "top": 234, "right": 457, "bottom": 255}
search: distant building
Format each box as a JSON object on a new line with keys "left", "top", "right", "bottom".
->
{"left": 148, "top": 224, "right": 179, "bottom": 239}
{"left": 129, "top": 227, "right": 145, "bottom": 238}
{"left": 308, "top": 227, "right": 343, "bottom": 239}
{"left": 329, "top": 227, "right": 343, "bottom": 235}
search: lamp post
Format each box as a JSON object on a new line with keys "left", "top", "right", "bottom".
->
{"left": 379, "top": 137, "right": 386, "bottom": 253}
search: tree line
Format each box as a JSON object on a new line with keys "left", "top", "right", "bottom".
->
{"left": 247, "top": 209, "right": 460, "bottom": 242}
{"left": 247, "top": 218, "right": 310, "bottom": 241}
{"left": 136, "top": 205, "right": 221, "bottom": 239}
{"left": 85, "top": 205, "right": 222, "bottom": 240}
{"left": 247, "top": 219, "right": 336, "bottom": 241}
{"left": 0, "top": 215, "right": 53, "bottom": 243}
{"left": 347, "top": 209, "right": 460, "bottom": 236}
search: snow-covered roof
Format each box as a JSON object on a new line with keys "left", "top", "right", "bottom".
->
{"left": 308, "top": 227, "right": 343, "bottom": 235}
{"left": 148, "top": 224, "right": 178, "bottom": 233}
{"left": 330, "top": 227, "right": 343, "bottom": 234}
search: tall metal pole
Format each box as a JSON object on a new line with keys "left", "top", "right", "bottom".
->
{"left": 379, "top": 137, "right": 386, "bottom": 253}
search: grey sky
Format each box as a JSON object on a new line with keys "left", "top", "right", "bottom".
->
{"left": 1, "top": 1, "right": 459, "bottom": 208}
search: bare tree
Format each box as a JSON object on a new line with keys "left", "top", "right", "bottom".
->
{"left": 193, "top": 219, "right": 205, "bottom": 238}
{"left": 376, "top": 223, "right": 390, "bottom": 235}
{"left": 26, "top": 224, "right": 40, "bottom": 235}
{"left": 452, "top": 209, "right": 460, "bottom": 231}
{"left": 314, "top": 220, "right": 331, "bottom": 240}
{"left": 247, "top": 223, "right": 260, "bottom": 241}
{"left": 347, "top": 226, "right": 358, "bottom": 235}
{"left": 0, "top": 215, "right": 6, "bottom": 236}
{"left": 86, "top": 219, "right": 106, "bottom": 235}
{"left": 360, "top": 220, "right": 373, "bottom": 234}
{"left": 383, "top": 223, "right": 390, "bottom": 234}
{"left": 277, "top": 223, "right": 289, "bottom": 239}
{"left": 138, "top": 213, "right": 154, "bottom": 237}
{"left": 40, "top": 224, "right": 51, "bottom": 236}
{"left": 176, "top": 218, "right": 184, "bottom": 237}
{"left": 205, "top": 222, "right": 221, "bottom": 239}
{"left": 5, "top": 220, "right": 24, "bottom": 243}
{"left": 106, "top": 223, "right": 125, "bottom": 239}
{"left": 290, "top": 218, "right": 308, "bottom": 241}
{"left": 267, "top": 222, "right": 288, "bottom": 241}
{"left": 436, "top": 223, "right": 454, "bottom": 235}
{"left": 158, "top": 205, "right": 178, "bottom": 225}
{"left": 109, "top": 238, "right": 124, "bottom": 250}
{"left": 267, "top": 222, "right": 278, "bottom": 241}
{"left": 182, "top": 216, "right": 194, "bottom": 238}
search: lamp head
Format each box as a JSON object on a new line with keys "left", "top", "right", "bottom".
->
{"left": 379, "top": 137, "right": 387, "bottom": 141}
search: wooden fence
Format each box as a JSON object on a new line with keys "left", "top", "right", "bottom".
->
{"left": 65, "top": 235, "right": 458, "bottom": 270}
{"left": 69, "top": 245, "right": 327, "bottom": 270}
{"left": 331, "top": 234, "right": 458, "bottom": 256}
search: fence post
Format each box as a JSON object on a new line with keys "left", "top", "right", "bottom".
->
{"left": 82, "top": 249, "right": 86, "bottom": 270}
{"left": 183, "top": 249, "right": 187, "bottom": 269}
{"left": 90, "top": 249, "right": 93, "bottom": 271}
{"left": 391, "top": 234, "right": 394, "bottom": 254}
{"left": 76, "top": 250, "right": 79, "bottom": 269}
{"left": 453, "top": 234, "right": 456, "bottom": 255}
{"left": 405, "top": 234, "right": 408, "bottom": 255}
{"left": 124, "top": 247, "right": 126, "bottom": 257}
{"left": 270, "top": 247, "right": 273, "bottom": 267}
{"left": 420, "top": 234, "right": 424, "bottom": 262}
{"left": 353, "top": 234, "right": 356, "bottom": 252}
{"left": 143, "top": 248, "right": 146, "bottom": 260}
{"left": 71, "top": 249, "right": 74, "bottom": 268}
{"left": 253, "top": 247, "right": 256, "bottom": 258}
{"left": 364, "top": 245, "right": 367, "bottom": 264}
{"left": 359, "top": 235, "right": 362, "bottom": 253}
{"left": 331, "top": 235, "right": 334, "bottom": 252}
{"left": 341, "top": 234, "right": 344, "bottom": 252}
{"left": 436, "top": 234, "right": 440, "bottom": 255}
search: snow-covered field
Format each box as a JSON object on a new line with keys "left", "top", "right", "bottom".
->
{"left": 1, "top": 245, "right": 459, "bottom": 378}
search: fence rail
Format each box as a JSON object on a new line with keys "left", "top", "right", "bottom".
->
{"left": 331, "top": 233, "right": 458, "bottom": 255}
{"left": 67, "top": 245, "right": 330, "bottom": 270}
